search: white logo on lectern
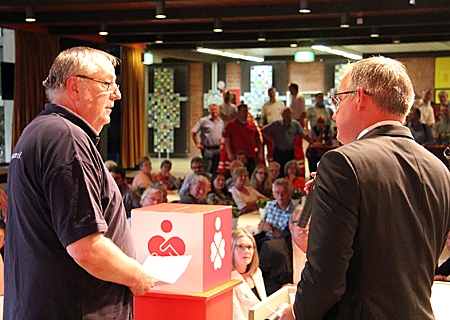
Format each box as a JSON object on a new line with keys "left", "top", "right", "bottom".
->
{"left": 210, "top": 217, "right": 226, "bottom": 270}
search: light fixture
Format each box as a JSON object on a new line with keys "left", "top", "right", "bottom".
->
{"left": 370, "top": 27, "right": 379, "bottom": 38}
{"left": 155, "top": 34, "right": 163, "bottom": 44}
{"left": 213, "top": 18, "right": 223, "bottom": 33}
{"left": 99, "top": 21, "right": 108, "bottom": 36}
{"left": 196, "top": 48, "right": 264, "bottom": 63}
{"left": 340, "top": 13, "right": 350, "bottom": 28}
{"left": 155, "top": 0, "right": 166, "bottom": 19}
{"left": 357, "top": 17, "right": 363, "bottom": 25}
{"left": 25, "top": 6, "right": 36, "bottom": 23}
{"left": 393, "top": 37, "right": 401, "bottom": 44}
{"left": 311, "top": 45, "right": 362, "bottom": 60}
{"left": 409, "top": 0, "right": 415, "bottom": 5}
{"left": 258, "top": 32, "right": 266, "bottom": 41}
{"left": 290, "top": 43, "right": 298, "bottom": 48}
{"left": 299, "top": 0, "right": 310, "bottom": 13}
{"left": 294, "top": 50, "right": 315, "bottom": 62}
{"left": 143, "top": 51, "right": 154, "bottom": 65}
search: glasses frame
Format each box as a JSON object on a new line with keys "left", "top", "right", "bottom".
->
{"left": 235, "top": 244, "right": 255, "bottom": 252}
{"left": 76, "top": 75, "right": 120, "bottom": 93}
{"left": 331, "top": 89, "right": 373, "bottom": 111}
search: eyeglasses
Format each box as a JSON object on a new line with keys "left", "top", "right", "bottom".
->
{"left": 330, "top": 89, "right": 373, "bottom": 111}
{"left": 235, "top": 244, "right": 254, "bottom": 252}
{"left": 76, "top": 75, "right": 120, "bottom": 93}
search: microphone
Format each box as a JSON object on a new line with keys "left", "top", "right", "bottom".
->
{"left": 297, "top": 182, "right": 315, "bottom": 228}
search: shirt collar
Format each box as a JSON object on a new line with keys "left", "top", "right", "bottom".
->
{"left": 357, "top": 120, "right": 402, "bottom": 140}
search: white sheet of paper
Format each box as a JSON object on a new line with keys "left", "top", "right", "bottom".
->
{"left": 143, "top": 255, "right": 192, "bottom": 285}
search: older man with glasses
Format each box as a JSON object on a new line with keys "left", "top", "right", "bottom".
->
{"left": 5, "top": 47, "right": 155, "bottom": 319}
{"left": 281, "top": 56, "right": 450, "bottom": 320}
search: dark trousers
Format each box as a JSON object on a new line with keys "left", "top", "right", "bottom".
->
{"left": 273, "top": 148, "right": 295, "bottom": 177}
{"left": 201, "top": 147, "right": 220, "bottom": 174}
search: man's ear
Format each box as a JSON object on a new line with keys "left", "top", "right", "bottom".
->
{"left": 355, "top": 87, "right": 368, "bottom": 111}
{"left": 66, "top": 76, "right": 80, "bottom": 101}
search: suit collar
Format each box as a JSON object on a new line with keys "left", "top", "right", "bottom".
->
{"left": 359, "top": 124, "right": 414, "bottom": 141}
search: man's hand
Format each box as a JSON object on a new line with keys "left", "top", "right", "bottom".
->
{"left": 196, "top": 143, "right": 204, "bottom": 150}
{"left": 129, "top": 271, "right": 155, "bottom": 296}
{"left": 280, "top": 305, "right": 295, "bottom": 320}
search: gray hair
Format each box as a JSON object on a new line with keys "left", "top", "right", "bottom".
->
{"left": 190, "top": 174, "right": 210, "bottom": 186}
{"left": 345, "top": 56, "right": 414, "bottom": 117}
{"left": 272, "top": 178, "right": 293, "bottom": 193}
{"left": 42, "top": 46, "right": 120, "bottom": 102}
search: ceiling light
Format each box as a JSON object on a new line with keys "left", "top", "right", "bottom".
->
{"left": 340, "top": 13, "right": 350, "bottom": 28}
{"left": 357, "top": 17, "right": 363, "bottom": 25}
{"left": 99, "top": 21, "right": 108, "bottom": 36}
{"left": 299, "top": 0, "right": 311, "bottom": 13}
{"left": 196, "top": 48, "right": 264, "bottom": 63}
{"left": 155, "top": 34, "right": 163, "bottom": 44}
{"left": 155, "top": 1, "right": 166, "bottom": 19}
{"left": 370, "top": 27, "right": 379, "bottom": 37}
{"left": 409, "top": 0, "right": 415, "bottom": 5}
{"left": 290, "top": 43, "right": 298, "bottom": 48}
{"left": 258, "top": 32, "right": 266, "bottom": 41}
{"left": 25, "top": 6, "right": 36, "bottom": 23}
{"left": 213, "top": 18, "right": 223, "bottom": 33}
{"left": 393, "top": 37, "right": 401, "bottom": 44}
{"left": 311, "top": 45, "right": 362, "bottom": 60}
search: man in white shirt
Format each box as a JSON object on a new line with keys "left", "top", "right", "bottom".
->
{"left": 261, "top": 88, "right": 285, "bottom": 162}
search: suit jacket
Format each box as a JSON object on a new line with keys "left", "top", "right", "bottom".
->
{"left": 232, "top": 269, "right": 267, "bottom": 320}
{"left": 293, "top": 125, "right": 450, "bottom": 320}
{"left": 259, "top": 235, "right": 294, "bottom": 296}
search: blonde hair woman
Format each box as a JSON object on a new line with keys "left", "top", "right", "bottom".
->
{"left": 231, "top": 229, "right": 267, "bottom": 320}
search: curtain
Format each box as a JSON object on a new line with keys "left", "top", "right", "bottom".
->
{"left": 12, "top": 30, "right": 60, "bottom": 150}
{"left": 121, "top": 47, "right": 146, "bottom": 168}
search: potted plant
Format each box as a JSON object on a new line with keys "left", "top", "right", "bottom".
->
{"left": 291, "top": 188, "right": 302, "bottom": 207}
{"left": 232, "top": 207, "right": 241, "bottom": 230}
{"left": 256, "top": 197, "right": 270, "bottom": 220}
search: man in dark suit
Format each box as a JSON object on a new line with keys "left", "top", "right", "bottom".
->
{"left": 259, "top": 206, "right": 308, "bottom": 296}
{"left": 281, "top": 56, "right": 450, "bottom": 319}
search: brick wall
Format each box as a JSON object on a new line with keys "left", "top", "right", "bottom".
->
{"left": 189, "top": 63, "right": 204, "bottom": 157}
{"left": 398, "top": 57, "right": 435, "bottom": 97}
{"left": 286, "top": 61, "right": 325, "bottom": 92}
{"left": 226, "top": 62, "right": 242, "bottom": 91}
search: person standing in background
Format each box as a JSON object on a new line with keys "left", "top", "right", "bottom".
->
{"left": 261, "top": 87, "right": 285, "bottom": 162}
{"left": 5, "top": 47, "right": 154, "bottom": 319}
{"left": 288, "top": 83, "right": 307, "bottom": 177}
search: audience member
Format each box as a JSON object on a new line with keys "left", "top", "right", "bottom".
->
{"left": 258, "top": 179, "right": 296, "bottom": 241}
{"left": 229, "top": 167, "right": 265, "bottom": 214}
{"left": 0, "top": 189, "right": 6, "bottom": 222}
{"left": 267, "top": 162, "right": 281, "bottom": 183}
{"left": 140, "top": 187, "right": 164, "bottom": 207}
{"left": 306, "top": 92, "right": 334, "bottom": 129}
{"left": 432, "top": 105, "right": 450, "bottom": 145}
{"left": 405, "top": 107, "right": 434, "bottom": 146}
{"left": 413, "top": 88, "right": 435, "bottom": 127}
{"left": 206, "top": 173, "right": 236, "bottom": 206}
{"left": 104, "top": 159, "right": 118, "bottom": 171}
{"left": 149, "top": 182, "right": 168, "bottom": 203}
{"left": 262, "top": 108, "right": 310, "bottom": 175}
{"left": 250, "top": 165, "right": 272, "bottom": 199}
{"left": 230, "top": 92, "right": 238, "bottom": 105}
{"left": 433, "top": 91, "right": 449, "bottom": 123}
{"left": 110, "top": 166, "right": 142, "bottom": 218}
{"left": 231, "top": 229, "right": 267, "bottom": 320}
{"left": 261, "top": 88, "right": 285, "bottom": 124}
{"left": 225, "top": 104, "right": 263, "bottom": 175}
{"left": 191, "top": 104, "right": 224, "bottom": 173}
{"left": 226, "top": 159, "right": 244, "bottom": 189}
{"left": 284, "top": 160, "right": 306, "bottom": 192}
{"left": 179, "top": 174, "right": 210, "bottom": 204}
{"left": 235, "top": 151, "right": 249, "bottom": 171}
{"left": 155, "top": 160, "right": 179, "bottom": 191}
{"left": 288, "top": 83, "right": 306, "bottom": 126}
{"left": 5, "top": 46, "right": 154, "bottom": 319}
{"left": 306, "top": 116, "right": 334, "bottom": 174}
{"left": 219, "top": 90, "right": 238, "bottom": 127}
{"left": 281, "top": 56, "right": 450, "bottom": 320}
{"left": 259, "top": 207, "right": 308, "bottom": 295}
{"left": 179, "top": 157, "right": 207, "bottom": 197}
{"left": 132, "top": 156, "right": 156, "bottom": 191}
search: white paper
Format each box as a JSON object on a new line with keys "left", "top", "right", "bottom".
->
{"left": 143, "top": 255, "right": 192, "bottom": 286}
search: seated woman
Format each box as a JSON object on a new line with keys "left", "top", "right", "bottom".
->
{"left": 250, "top": 165, "right": 272, "bottom": 199}
{"left": 206, "top": 173, "right": 236, "bottom": 206}
{"left": 284, "top": 160, "right": 306, "bottom": 194}
{"left": 155, "top": 160, "right": 179, "bottom": 191}
{"left": 179, "top": 174, "right": 210, "bottom": 204}
{"left": 232, "top": 229, "right": 267, "bottom": 320}
{"left": 132, "top": 156, "right": 156, "bottom": 192}
{"left": 229, "top": 167, "right": 265, "bottom": 214}
{"left": 140, "top": 187, "right": 164, "bottom": 207}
